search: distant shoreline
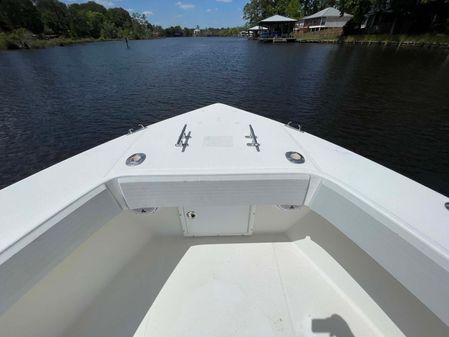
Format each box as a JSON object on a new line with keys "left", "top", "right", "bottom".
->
{"left": 0, "top": 34, "right": 162, "bottom": 51}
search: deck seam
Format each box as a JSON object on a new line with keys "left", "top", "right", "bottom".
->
{"left": 272, "top": 243, "right": 296, "bottom": 337}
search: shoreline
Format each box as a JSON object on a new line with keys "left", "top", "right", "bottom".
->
{"left": 296, "top": 34, "right": 449, "bottom": 49}
{"left": 2, "top": 33, "right": 449, "bottom": 51}
{"left": 0, "top": 35, "right": 159, "bottom": 51}
{"left": 0, "top": 35, "right": 106, "bottom": 51}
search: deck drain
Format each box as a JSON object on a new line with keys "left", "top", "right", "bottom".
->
{"left": 126, "top": 153, "right": 146, "bottom": 166}
{"left": 277, "top": 205, "right": 301, "bottom": 210}
{"left": 133, "top": 207, "right": 158, "bottom": 214}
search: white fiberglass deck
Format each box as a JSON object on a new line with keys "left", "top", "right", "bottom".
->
{"left": 134, "top": 240, "right": 402, "bottom": 337}
{"left": 3, "top": 206, "right": 447, "bottom": 337}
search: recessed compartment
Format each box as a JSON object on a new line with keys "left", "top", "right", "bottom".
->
{"left": 180, "top": 205, "right": 256, "bottom": 236}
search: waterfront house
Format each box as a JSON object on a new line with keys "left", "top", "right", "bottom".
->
{"left": 295, "top": 7, "right": 353, "bottom": 35}
{"left": 259, "top": 15, "right": 297, "bottom": 43}
{"left": 193, "top": 28, "right": 201, "bottom": 36}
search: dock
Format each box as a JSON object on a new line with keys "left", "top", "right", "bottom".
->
{"left": 259, "top": 36, "right": 296, "bottom": 43}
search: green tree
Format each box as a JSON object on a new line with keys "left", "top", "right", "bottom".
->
{"left": 152, "top": 25, "right": 165, "bottom": 37}
{"left": 0, "top": 5, "right": 8, "bottom": 31}
{"left": 129, "top": 13, "right": 153, "bottom": 39}
{"left": 243, "top": 0, "right": 277, "bottom": 25}
{"left": 86, "top": 11, "right": 103, "bottom": 38}
{"left": 285, "top": 0, "right": 302, "bottom": 18}
{"left": 183, "top": 27, "right": 194, "bottom": 36}
{"left": 67, "top": 2, "right": 107, "bottom": 37}
{"left": 106, "top": 8, "right": 132, "bottom": 29}
{"left": 35, "top": 0, "right": 70, "bottom": 35}
{"left": 0, "top": 0, "right": 43, "bottom": 33}
{"left": 165, "top": 25, "right": 184, "bottom": 36}
{"left": 243, "top": 0, "right": 331, "bottom": 23}
{"left": 67, "top": 4, "right": 90, "bottom": 37}
{"left": 78, "top": 1, "right": 107, "bottom": 14}
{"left": 100, "top": 20, "right": 117, "bottom": 39}
{"left": 336, "top": 0, "right": 372, "bottom": 23}
{"left": 299, "top": 0, "right": 322, "bottom": 16}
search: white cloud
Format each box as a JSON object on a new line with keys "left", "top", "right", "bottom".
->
{"left": 216, "top": 0, "right": 232, "bottom": 3}
{"left": 175, "top": 1, "right": 195, "bottom": 10}
{"left": 142, "top": 10, "right": 154, "bottom": 17}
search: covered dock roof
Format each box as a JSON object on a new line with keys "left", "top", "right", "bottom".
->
{"left": 248, "top": 25, "right": 268, "bottom": 31}
{"left": 260, "top": 15, "right": 297, "bottom": 23}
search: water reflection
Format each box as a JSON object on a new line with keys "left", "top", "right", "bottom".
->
{"left": 0, "top": 38, "right": 448, "bottom": 194}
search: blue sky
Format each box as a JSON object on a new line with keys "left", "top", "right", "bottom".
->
{"left": 64, "top": 0, "right": 248, "bottom": 28}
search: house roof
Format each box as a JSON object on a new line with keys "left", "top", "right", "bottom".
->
{"left": 260, "top": 15, "right": 297, "bottom": 23}
{"left": 248, "top": 25, "right": 268, "bottom": 31}
{"left": 303, "top": 7, "right": 353, "bottom": 19}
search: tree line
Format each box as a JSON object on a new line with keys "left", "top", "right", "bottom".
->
{"left": 243, "top": 0, "right": 448, "bottom": 34}
{"left": 0, "top": 0, "right": 182, "bottom": 40}
{"left": 153, "top": 25, "right": 243, "bottom": 37}
{"left": 0, "top": 0, "right": 247, "bottom": 44}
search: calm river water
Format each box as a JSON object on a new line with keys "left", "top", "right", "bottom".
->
{"left": 0, "top": 37, "right": 448, "bottom": 196}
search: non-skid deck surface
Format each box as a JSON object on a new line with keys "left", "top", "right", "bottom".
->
{"left": 133, "top": 239, "right": 404, "bottom": 337}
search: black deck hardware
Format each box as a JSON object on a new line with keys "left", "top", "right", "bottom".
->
{"left": 245, "top": 124, "right": 260, "bottom": 152}
{"left": 175, "top": 124, "right": 192, "bottom": 152}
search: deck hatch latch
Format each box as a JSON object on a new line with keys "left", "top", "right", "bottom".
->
{"left": 245, "top": 124, "right": 260, "bottom": 152}
{"left": 175, "top": 124, "right": 192, "bottom": 152}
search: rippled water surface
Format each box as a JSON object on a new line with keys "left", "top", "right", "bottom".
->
{"left": 0, "top": 38, "right": 448, "bottom": 195}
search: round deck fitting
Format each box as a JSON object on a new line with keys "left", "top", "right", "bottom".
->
{"left": 285, "top": 151, "right": 305, "bottom": 164}
{"left": 186, "top": 211, "right": 197, "bottom": 219}
{"left": 126, "top": 153, "right": 146, "bottom": 166}
{"left": 445, "top": 202, "right": 449, "bottom": 211}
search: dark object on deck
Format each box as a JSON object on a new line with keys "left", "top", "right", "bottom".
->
{"left": 312, "top": 314, "right": 355, "bottom": 337}
{"left": 125, "top": 37, "right": 129, "bottom": 49}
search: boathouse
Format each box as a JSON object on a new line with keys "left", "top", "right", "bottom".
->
{"left": 248, "top": 25, "right": 267, "bottom": 39}
{"left": 295, "top": 7, "right": 352, "bottom": 35}
{"left": 258, "top": 15, "right": 297, "bottom": 43}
